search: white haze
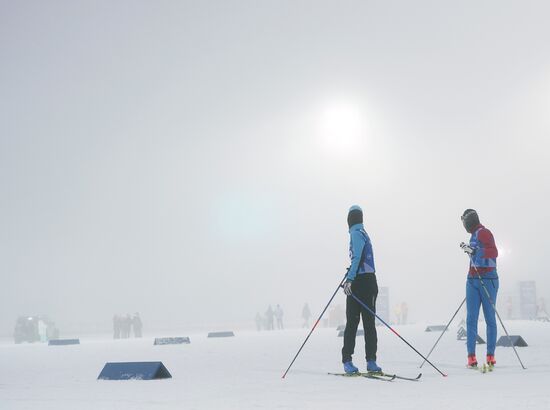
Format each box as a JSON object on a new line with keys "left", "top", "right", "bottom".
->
{"left": 1, "top": 0, "right": 549, "bottom": 336}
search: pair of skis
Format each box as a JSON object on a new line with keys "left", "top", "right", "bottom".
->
{"left": 468, "top": 363, "right": 495, "bottom": 374}
{"left": 328, "top": 371, "right": 422, "bottom": 382}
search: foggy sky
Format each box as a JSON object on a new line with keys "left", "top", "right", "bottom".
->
{"left": 1, "top": 0, "right": 549, "bottom": 336}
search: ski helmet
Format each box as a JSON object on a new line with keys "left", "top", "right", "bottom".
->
{"left": 347, "top": 205, "right": 363, "bottom": 228}
{"left": 461, "top": 209, "right": 480, "bottom": 233}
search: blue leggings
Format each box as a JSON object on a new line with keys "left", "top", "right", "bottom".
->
{"left": 466, "top": 278, "right": 499, "bottom": 355}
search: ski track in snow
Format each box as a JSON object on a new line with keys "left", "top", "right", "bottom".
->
{"left": 0, "top": 321, "right": 549, "bottom": 409}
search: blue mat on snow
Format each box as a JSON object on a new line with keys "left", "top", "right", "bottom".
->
{"left": 97, "top": 361, "right": 172, "bottom": 380}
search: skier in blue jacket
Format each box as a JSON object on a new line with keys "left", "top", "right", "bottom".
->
{"left": 460, "top": 209, "right": 499, "bottom": 368}
{"left": 341, "top": 205, "right": 381, "bottom": 374}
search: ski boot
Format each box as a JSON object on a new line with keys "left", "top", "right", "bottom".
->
{"left": 366, "top": 360, "right": 382, "bottom": 374}
{"left": 467, "top": 354, "right": 478, "bottom": 369}
{"left": 343, "top": 361, "right": 359, "bottom": 374}
{"left": 486, "top": 354, "right": 496, "bottom": 370}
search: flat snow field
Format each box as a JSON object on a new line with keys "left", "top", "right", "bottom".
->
{"left": 0, "top": 321, "right": 548, "bottom": 409}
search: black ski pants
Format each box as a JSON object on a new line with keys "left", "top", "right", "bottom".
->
{"left": 342, "top": 274, "right": 378, "bottom": 363}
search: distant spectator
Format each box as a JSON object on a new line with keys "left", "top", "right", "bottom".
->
{"left": 265, "top": 305, "right": 274, "bottom": 330}
{"left": 255, "top": 312, "right": 263, "bottom": 331}
{"left": 394, "top": 304, "right": 402, "bottom": 325}
{"left": 302, "top": 303, "right": 312, "bottom": 328}
{"left": 132, "top": 313, "right": 143, "bottom": 338}
{"left": 121, "top": 314, "right": 132, "bottom": 338}
{"left": 537, "top": 298, "right": 548, "bottom": 318}
{"left": 506, "top": 296, "right": 513, "bottom": 319}
{"left": 401, "top": 302, "right": 409, "bottom": 325}
{"left": 275, "top": 304, "right": 284, "bottom": 330}
{"left": 113, "top": 315, "right": 121, "bottom": 339}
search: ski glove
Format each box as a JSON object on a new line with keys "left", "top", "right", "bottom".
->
{"left": 342, "top": 281, "right": 353, "bottom": 296}
{"left": 460, "top": 242, "right": 475, "bottom": 255}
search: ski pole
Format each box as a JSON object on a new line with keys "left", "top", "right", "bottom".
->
{"left": 350, "top": 292, "right": 448, "bottom": 377}
{"left": 419, "top": 297, "right": 466, "bottom": 368}
{"left": 467, "top": 254, "right": 527, "bottom": 369}
{"left": 281, "top": 271, "right": 348, "bottom": 379}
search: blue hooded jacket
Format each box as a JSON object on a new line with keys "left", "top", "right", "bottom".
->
{"left": 347, "top": 223, "right": 375, "bottom": 281}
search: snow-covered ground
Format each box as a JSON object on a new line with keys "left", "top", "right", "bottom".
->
{"left": 1, "top": 321, "right": 548, "bottom": 409}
